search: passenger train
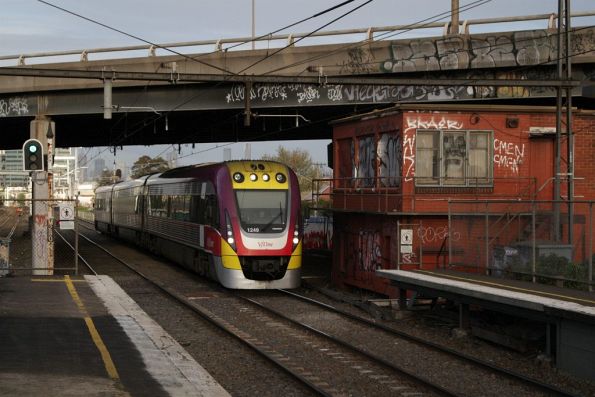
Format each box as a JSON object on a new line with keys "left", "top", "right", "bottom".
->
{"left": 94, "top": 161, "right": 302, "bottom": 289}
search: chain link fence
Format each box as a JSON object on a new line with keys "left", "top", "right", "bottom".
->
{"left": 448, "top": 200, "right": 594, "bottom": 290}
{"left": 0, "top": 199, "right": 79, "bottom": 276}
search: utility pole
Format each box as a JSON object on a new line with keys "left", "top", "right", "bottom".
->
{"left": 450, "top": 0, "right": 460, "bottom": 35}
{"left": 251, "top": 0, "right": 256, "bottom": 50}
{"left": 554, "top": 0, "right": 573, "bottom": 244}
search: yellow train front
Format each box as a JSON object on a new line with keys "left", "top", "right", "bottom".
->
{"left": 94, "top": 160, "right": 302, "bottom": 289}
{"left": 215, "top": 161, "right": 302, "bottom": 288}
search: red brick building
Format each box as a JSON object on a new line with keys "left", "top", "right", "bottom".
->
{"left": 326, "top": 104, "right": 595, "bottom": 296}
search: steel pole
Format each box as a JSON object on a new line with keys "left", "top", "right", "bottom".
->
{"left": 451, "top": 0, "right": 460, "bottom": 34}
{"left": 565, "top": 0, "right": 574, "bottom": 249}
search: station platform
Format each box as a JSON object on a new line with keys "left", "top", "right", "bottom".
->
{"left": 0, "top": 275, "right": 229, "bottom": 397}
{"left": 377, "top": 268, "right": 595, "bottom": 381}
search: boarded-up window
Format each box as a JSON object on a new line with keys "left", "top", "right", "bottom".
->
{"left": 337, "top": 138, "right": 352, "bottom": 188}
{"left": 443, "top": 132, "right": 466, "bottom": 185}
{"left": 357, "top": 135, "right": 376, "bottom": 188}
{"left": 378, "top": 133, "right": 401, "bottom": 187}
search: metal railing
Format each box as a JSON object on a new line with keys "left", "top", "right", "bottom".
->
{"left": 448, "top": 199, "right": 594, "bottom": 290}
{"left": 1, "top": 11, "right": 594, "bottom": 65}
{"left": 0, "top": 199, "right": 80, "bottom": 276}
{"left": 311, "top": 176, "right": 537, "bottom": 213}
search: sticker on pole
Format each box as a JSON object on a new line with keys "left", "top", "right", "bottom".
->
{"left": 59, "top": 203, "right": 75, "bottom": 230}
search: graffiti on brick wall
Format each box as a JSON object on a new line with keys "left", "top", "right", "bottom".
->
{"left": 357, "top": 230, "right": 382, "bottom": 273}
{"left": 493, "top": 138, "right": 525, "bottom": 174}
{"left": 402, "top": 115, "right": 464, "bottom": 181}
{"left": 378, "top": 133, "right": 401, "bottom": 187}
{"left": 417, "top": 225, "right": 461, "bottom": 245}
{"left": 0, "top": 96, "right": 29, "bottom": 117}
{"left": 401, "top": 251, "right": 417, "bottom": 264}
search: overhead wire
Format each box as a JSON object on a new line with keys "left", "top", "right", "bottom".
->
{"left": 59, "top": 0, "right": 372, "bottom": 170}
{"left": 36, "top": 0, "right": 232, "bottom": 75}
{"left": 49, "top": 1, "right": 588, "bottom": 171}
{"left": 139, "top": 0, "right": 501, "bottom": 163}
{"left": 36, "top": 0, "right": 363, "bottom": 72}
{"left": 237, "top": 0, "right": 374, "bottom": 75}
{"left": 261, "top": 0, "right": 494, "bottom": 75}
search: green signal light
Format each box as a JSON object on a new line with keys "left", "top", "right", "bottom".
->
{"left": 29, "top": 145, "right": 38, "bottom": 153}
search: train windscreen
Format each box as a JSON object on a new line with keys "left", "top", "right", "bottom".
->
{"left": 235, "top": 190, "right": 288, "bottom": 233}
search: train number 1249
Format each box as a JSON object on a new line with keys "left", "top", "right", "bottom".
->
{"left": 247, "top": 227, "right": 260, "bottom": 233}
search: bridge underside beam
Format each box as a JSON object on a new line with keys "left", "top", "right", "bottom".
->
{"left": 0, "top": 105, "right": 357, "bottom": 150}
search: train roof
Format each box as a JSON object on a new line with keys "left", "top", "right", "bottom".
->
{"left": 95, "top": 160, "right": 293, "bottom": 191}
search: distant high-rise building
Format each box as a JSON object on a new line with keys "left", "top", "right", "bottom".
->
{"left": 0, "top": 150, "right": 28, "bottom": 188}
{"left": 78, "top": 149, "right": 88, "bottom": 182}
{"left": 53, "top": 147, "right": 77, "bottom": 199}
{"left": 94, "top": 158, "right": 106, "bottom": 179}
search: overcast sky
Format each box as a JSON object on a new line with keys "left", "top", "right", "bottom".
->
{"left": 2, "top": 0, "right": 594, "bottom": 172}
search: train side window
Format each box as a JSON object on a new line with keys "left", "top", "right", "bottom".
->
{"left": 171, "top": 195, "right": 190, "bottom": 221}
{"left": 189, "top": 196, "right": 200, "bottom": 223}
{"left": 149, "top": 195, "right": 168, "bottom": 217}
{"left": 204, "top": 194, "right": 219, "bottom": 227}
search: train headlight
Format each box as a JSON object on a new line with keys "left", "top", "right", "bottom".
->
{"left": 292, "top": 228, "right": 300, "bottom": 250}
{"left": 250, "top": 173, "right": 258, "bottom": 182}
{"left": 292, "top": 237, "right": 299, "bottom": 245}
{"left": 233, "top": 172, "right": 244, "bottom": 183}
{"left": 225, "top": 210, "right": 237, "bottom": 251}
{"left": 262, "top": 173, "right": 270, "bottom": 182}
{"left": 275, "top": 173, "right": 286, "bottom": 183}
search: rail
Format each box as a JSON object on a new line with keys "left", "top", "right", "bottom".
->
{"left": 1, "top": 11, "right": 594, "bottom": 65}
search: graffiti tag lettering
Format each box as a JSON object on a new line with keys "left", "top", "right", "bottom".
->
{"left": 493, "top": 139, "right": 525, "bottom": 174}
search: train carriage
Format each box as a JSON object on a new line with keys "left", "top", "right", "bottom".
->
{"left": 94, "top": 160, "right": 302, "bottom": 289}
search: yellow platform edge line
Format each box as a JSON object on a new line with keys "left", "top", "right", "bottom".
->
{"left": 31, "top": 278, "right": 85, "bottom": 282}
{"left": 64, "top": 275, "right": 120, "bottom": 380}
{"left": 414, "top": 270, "right": 595, "bottom": 305}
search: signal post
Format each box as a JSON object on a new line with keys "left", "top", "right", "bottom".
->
{"left": 28, "top": 117, "right": 55, "bottom": 275}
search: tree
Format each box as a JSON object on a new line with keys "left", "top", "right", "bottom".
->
{"left": 131, "top": 155, "right": 169, "bottom": 179}
{"left": 262, "top": 146, "right": 324, "bottom": 193}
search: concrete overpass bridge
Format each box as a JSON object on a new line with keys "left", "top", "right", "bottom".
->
{"left": 0, "top": 12, "right": 594, "bottom": 150}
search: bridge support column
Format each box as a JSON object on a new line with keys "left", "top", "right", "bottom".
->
{"left": 30, "top": 117, "right": 54, "bottom": 275}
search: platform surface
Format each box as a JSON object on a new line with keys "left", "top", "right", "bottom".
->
{"left": 0, "top": 274, "right": 229, "bottom": 397}
{"left": 377, "top": 269, "right": 595, "bottom": 318}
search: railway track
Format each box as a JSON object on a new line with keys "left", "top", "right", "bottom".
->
{"left": 62, "top": 220, "right": 580, "bottom": 397}
{"left": 0, "top": 209, "right": 21, "bottom": 239}
{"left": 237, "top": 289, "right": 577, "bottom": 397}
{"left": 64, "top": 222, "right": 446, "bottom": 396}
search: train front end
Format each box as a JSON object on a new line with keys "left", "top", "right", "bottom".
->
{"left": 217, "top": 161, "right": 302, "bottom": 289}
